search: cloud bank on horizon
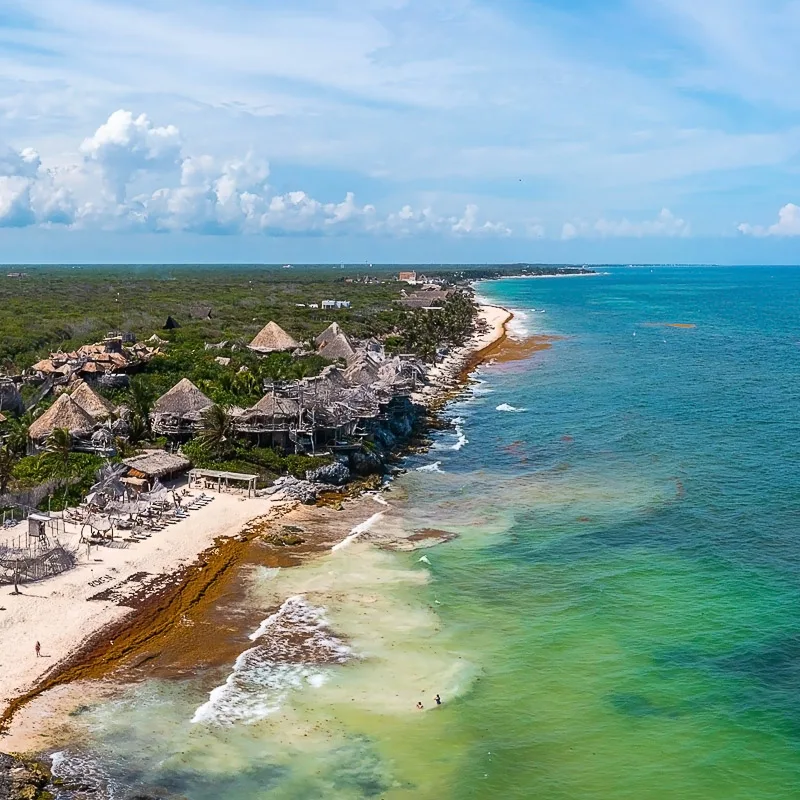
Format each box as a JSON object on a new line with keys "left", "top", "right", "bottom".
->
{"left": 1, "top": 0, "right": 799, "bottom": 260}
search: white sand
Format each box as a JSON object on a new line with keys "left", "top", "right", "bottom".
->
{"left": 0, "top": 491, "right": 288, "bottom": 717}
{"left": 413, "top": 304, "right": 512, "bottom": 405}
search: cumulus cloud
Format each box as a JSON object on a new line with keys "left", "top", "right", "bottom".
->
{"left": 0, "top": 108, "right": 514, "bottom": 238}
{"left": 561, "top": 208, "right": 690, "bottom": 239}
{"left": 738, "top": 204, "right": 800, "bottom": 237}
{"left": 80, "top": 110, "right": 181, "bottom": 202}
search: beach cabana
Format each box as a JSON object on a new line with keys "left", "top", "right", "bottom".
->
{"left": 150, "top": 378, "right": 213, "bottom": 437}
{"left": 70, "top": 381, "right": 116, "bottom": 421}
{"left": 248, "top": 321, "right": 300, "bottom": 354}
{"left": 28, "top": 393, "right": 96, "bottom": 445}
{"left": 123, "top": 451, "right": 192, "bottom": 487}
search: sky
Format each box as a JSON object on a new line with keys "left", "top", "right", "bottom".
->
{"left": 0, "top": 0, "right": 799, "bottom": 264}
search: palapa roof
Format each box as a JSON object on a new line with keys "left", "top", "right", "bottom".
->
{"left": 152, "top": 378, "right": 213, "bottom": 417}
{"left": 70, "top": 380, "right": 116, "bottom": 420}
{"left": 28, "top": 393, "right": 96, "bottom": 440}
{"left": 123, "top": 450, "right": 192, "bottom": 479}
{"left": 250, "top": 391, "right": 301, "bottom": 420}
{"left": 343, "top": 355, "right": 381, "bottom": 386}
{"left": 31, "top": 359, "right": 59, "bottom": 374}
{"left": 317, "top": 332, "right": 356, "bottom": 362}
{"left": 314, "top": 322, "right": 344, "bottom": 349}
{"left": 248, "top": 321, "right": 300, "bottom": 354}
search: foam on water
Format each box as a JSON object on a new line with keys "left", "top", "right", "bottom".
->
{"left": 496, "top": 403, "right": 527, "bottom": 413}
{"left": 193, "top": 596, "right": 350, "bottom": 726}
{"left": 506, "top": 308, "right": 531, "bottom": 340}
{"left": 330, "top": 511, "right": 385, "bottom": 552}
{"left": 416, "top": 461, "right": 443, "bottom": 472}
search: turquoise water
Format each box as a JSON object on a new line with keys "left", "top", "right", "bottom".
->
{"left": 49, "top": 267, "right": 800, "bottom": 798}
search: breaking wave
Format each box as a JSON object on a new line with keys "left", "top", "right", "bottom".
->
{"left": 192, "top": 596, "right": 350, "bottom": 726}
{"left": 416, "top": 462, "right": 443, "bottom": 473}
{"left": 506, "top": 309, "right": 531, "bottom": 340}
{"left": 331, "top": 511, "right": 385, "bottom": 552}
{"left": 497, "top": 403, "right": 527, "bottom": 413}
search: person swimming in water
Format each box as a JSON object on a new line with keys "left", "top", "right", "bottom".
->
{"left": 416, "top": 701, "right": 424, "bottom": 710}
{"left": 435, "top": 694, "right": 442, "bottom": 706}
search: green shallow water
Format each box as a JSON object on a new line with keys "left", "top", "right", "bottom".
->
{"left": 49, "top": 267, "right": 800, "bottom": 798}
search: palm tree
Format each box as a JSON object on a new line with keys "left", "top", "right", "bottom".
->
{"left": 127, "top": 414, "right": 148, "bottom": 445}
{"left": 44, "top": 427, "right": 73, "bottom": 477}
{"left": 0, "top": 446, "right": 17, "bottom": 494}
{"left": 198, "top": 404, "right": 234, "bottom": 459}
{"left": 128, "top": 378, "right": 154, "bottom": 435}
{"left": 4, "top": 412, "right": 32, "bottom": 456}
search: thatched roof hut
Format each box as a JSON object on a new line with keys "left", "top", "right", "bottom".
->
{"left": 314, "top": 322, "right": 344, "bottom": 350}
{"left": 70, "top": 380, "right": 116, "bottom": 421}
{"left": 152, "top": 378, "right": 213, "bottom": 418}
{"left": 123, "top": 450, "right": 191, "bottom": 480}
{"left": 318, "top": 332, "right": 356, "bottom": 363}
{"left": 249, "top": 321, "right": 300, "bottom": 354}
{"left": 28, "top": 393, "right": 96, "bottom": 441}
{"left": 251, "top": 391, "right": 301, "bottom": 421}
{"left": 343, "top": 355, "right": 382, "bottom": 386}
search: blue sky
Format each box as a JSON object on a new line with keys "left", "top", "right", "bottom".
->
{"left": 0, "top": 0, "right": 799, "bottom": 263}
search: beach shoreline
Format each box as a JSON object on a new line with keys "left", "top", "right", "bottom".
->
{"left": 0, "top": 302, "right": 513, "bottom": 754}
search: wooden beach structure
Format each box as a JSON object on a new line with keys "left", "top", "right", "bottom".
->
{"left": 189, "top": 468, "right": 258, "bottom": 496}
{"left": 0, "top": 508, "right": 74, "bottom": 587}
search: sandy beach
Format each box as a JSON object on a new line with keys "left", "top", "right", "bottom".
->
{"left": 0, "top": 493, "right": 290, "bottom": 723}
{"left": 0, "top": 303, "right": 511, "bottom": 753}
{"left": 412, "top": 304, "right": 512, "bottom": 406}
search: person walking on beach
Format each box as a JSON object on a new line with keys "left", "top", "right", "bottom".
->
{"left": 35, "top": 641, "right": 41, "bottom": 657}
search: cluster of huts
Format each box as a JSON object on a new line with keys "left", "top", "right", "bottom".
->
{"left": 152, "top": 320, "right": 425, "bottom": 455}
{"left": 28, "top": 333, "right": 162, "bottom": 384}
{"left": 3, "top": 318, "right": 428, "bottom": 463}
{"left": 26, "top": 380, "right": 123, "bottom": 453}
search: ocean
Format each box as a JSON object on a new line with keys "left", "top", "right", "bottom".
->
{"left": 47, "top": 266, "right": 800, "bottom": 798}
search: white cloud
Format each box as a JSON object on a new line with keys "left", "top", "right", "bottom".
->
{"left": 80, "top": 110, "right": 182, "bottom": 202}
{"left": 0, "top": 108, "right": 512, "bottom": 238}
{"left": 451, "top": 204, "right": 511, "bottom": 237}
{"left": 738, "top": 204, "right": 800, "bottom": 237}
{"left": 562, "top": 208, "right": 690, "bottom": 239}
{"left": 0, "top": 177, "right": 35, "bottom": 228}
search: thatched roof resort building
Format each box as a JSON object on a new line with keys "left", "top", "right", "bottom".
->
{"left": 122, "top": 451, "right": 192, "bottom": 486}
{"left": 151, "top": 378, "right": 213, "bottom": 438}
{"left": 28, "top": 393, "right": 96, "bottom": 445}
{"left": 249, "top": 321, "right": 300, "bottom": 354}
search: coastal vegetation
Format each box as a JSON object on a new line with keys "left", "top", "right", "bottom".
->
{"left": 0, "top": 264, "right": 495, "bottom": 507}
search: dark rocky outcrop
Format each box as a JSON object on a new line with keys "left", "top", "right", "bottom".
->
{"left": 0, "top": 753, "right": 53, "bottom": 799}
{"left": 0, "top": 380, "right": 24, "bottom": 416}
{"left": 305, "top": 461, "right": 351, "bottom": 486}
